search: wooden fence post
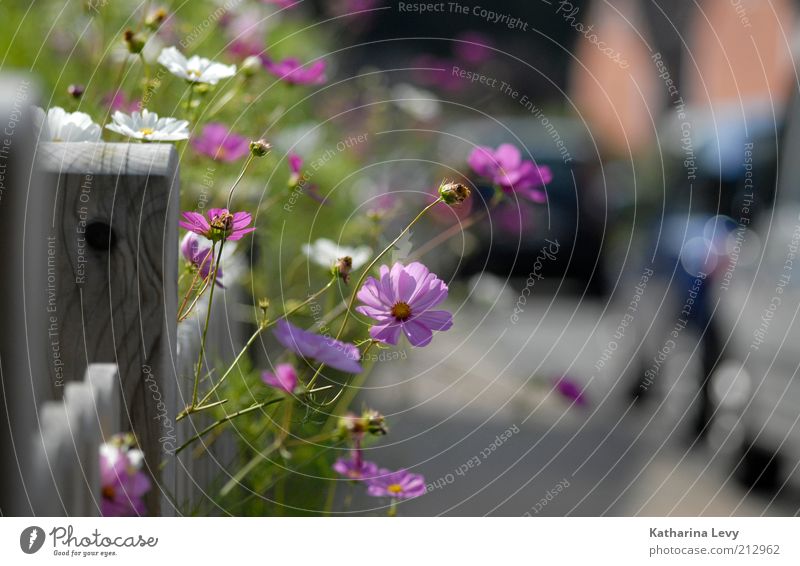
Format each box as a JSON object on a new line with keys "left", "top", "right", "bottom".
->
{"left": 36, "top": 142, "right": 179, "bottom": 515}
{"left": 0, "top": 73, "right": 50, "bottom": 516}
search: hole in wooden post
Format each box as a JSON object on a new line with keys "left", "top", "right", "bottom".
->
{"left": 85, "top": 221, "right": 116, "bottom": 251}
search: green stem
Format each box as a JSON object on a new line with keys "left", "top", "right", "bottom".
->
{"left": 175, "top": 397, "right": 283, "bottom": 455}
{"left": 226, "top": 153, "right": 255, "bottom": 209}
{"left": 190, "top": 241, "right": 224, "bottom": 408}
{"left": 181, "top": 276, "right": 337, "bottom": 418}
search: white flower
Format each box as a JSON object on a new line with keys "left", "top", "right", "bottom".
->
{"left": 302, "top": 238, "right": 371, "bottom": 270}
{"left": 105, "top": 109, "right": 189, "bottom": 141}
{"left": 157, "top": 46, "right": 236, "bottom": 84}
{"left": 391, "top": 84, "right": 441, "bottom": 121}
{"left": 33, "top": 106, "right": 101, "bottom": 142}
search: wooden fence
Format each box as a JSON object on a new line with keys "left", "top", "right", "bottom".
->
{"left": 0, "top": 74, "right": 244, "bottom": 516}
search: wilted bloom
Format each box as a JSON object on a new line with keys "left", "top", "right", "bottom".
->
{"left": 273, "top": 320, "right": 362, "bottom": 374}
{"left": 468, "top": 143, "right": 552, "bottom": 202}
{"left": 366, "top": 468, "right": 426, "bottom": 500}
{"left": 333, "top": 457, "right": 379, "bottom": 480}
{"left": 261, "top": 363, "right": 298, "bottom": 394}
{"left": 249, "top": 139, "right": 272, "bottom": 157}
{"left": 105, "top": 109, "right": 189, "bottom": 141}
{"left": 180, "top": 232, "right": 223, "bottom": 287}
{"left": 157, "top": 46, "right": 237, "bottom": 84}
{"left": 262, "top": 57, "right": 326, "bottom": 85}
{"left": 191, "top": 123, "right": 250, "bottom": 162}
{"left": 337, "top": 409, "right": 387, "bottom": 439}
{"left": 438, "top": 180, "right": 471, "bottom": 206}
{"left": 356, "top": 262, "right": 452, "bottom": 347}
{"left": 99, "top": 440, "right": 151, "bottom": 517}
{"left": 179, "top": 208, "right": 255, "bottom": 243}
{"left": 33, "top": 107, "right": 101, "bottom": 142}
{"left": 552, "top": 375, "right": 588, "bottom": 407}
{"left": 302, "top": 238, "right": 371, "bottom": 271}
{"left": 287, "top": 152, "right": 303, "bottom": 185}
{"left": 123, "top": 29, "right": 146, "bottom": 54}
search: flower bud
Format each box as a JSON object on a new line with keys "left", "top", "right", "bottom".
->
{"left": 337, "top": 409, "right": 387, "bottom": 439}
{"left": 335, "top": 256, "right": 353, "bottom": 284}
{"left": 241, "top": 56, "right": 261, "bottom": 78}
{"left": 249, "top": 139, "right": 272, "bottom": 157}
{"left": 67, "top": 84, "right": 85, "bottom": 99}
{"left": 258, "top": 298, "right": 270, "bottom": 325}
{"left": 145, "top": 8, "right": 168, "bottom": 31}
{"left": 123, "top": 29, "right": 146, "bottom": 54}
{"left": 438, "top": 180, "right": 471, "bottom": 205}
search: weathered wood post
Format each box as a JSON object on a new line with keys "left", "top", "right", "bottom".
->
{"left": 37, "top": 142, "right": 179, "bottom": 515}
{"left": 0, "top": 74, "right": 51, "bottom": 516}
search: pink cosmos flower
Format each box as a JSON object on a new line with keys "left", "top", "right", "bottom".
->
{"left": 553, "top": 375, "right": 588, "bottom": 407}
{"left": 355, "top": 262, "right": 452, "bottom": 347}
{"left": 191, "top": 123, "right": 250, "bottom": 162}
{"left": 366, "top": 468, "right": 426, "bottom": 499}
{"left": 181, "top": 232, "right": 224, "bottom": 287}
{"left": 263, "top": 0, "right": 298, "bottom": 7}
{"left": 103, "top": 91, "right": 140, "bottom": 113}
{"left": 262, "top": 57, "right": 326, "bottom": 85}
{"left": 454, "top": 31, "right": 493, "bottom": 64}
{"left": 333, "top": 457, "right": 379, "bottom": 480}
{"left": 468, "top": 143, "right": 552, "bottom": 202}
{"left": 179, "top": 208, "right": 255, "bottom": 243}
{"left": 273, "top": 320, "right": 362, "bottom": 374}
{"left": 99, "top": 443, "right": 151, "bottom": 517}
{"left": 261, "top": 363, "right": 298, "bottom": 393}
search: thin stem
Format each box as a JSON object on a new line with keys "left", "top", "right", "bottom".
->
{"left": 177, "top": 250, "right": 214, "bottom": 322}
{"left": 335, "top": 197, "right": 443, "bottom": 341}
{"left": 138, "top": 53, "right": 150, "bottom": 99}
{"left": 226, "top": 153, "right": 255, "bottom": 209}
{"left": 181, "top": 276, "right": 337, "bottom": 419}
{"left": 175, "top": 397, "right": 283, "bottom": 455}
{"left": 190, "top": 241, "right": 224, "bottom": 408}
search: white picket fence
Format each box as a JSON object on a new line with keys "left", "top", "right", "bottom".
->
{"left": 0, "top": 74, "right": 244, "bottom": 516}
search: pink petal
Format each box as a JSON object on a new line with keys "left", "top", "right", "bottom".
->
{"left": 414, "top": 310, "right": 453, "bottom": 331}
{"left": 467, "top": 145, "right": 496, "bottom": 177}
{"left": 369, "top": 321, "right": 402, "bottom": 345}
{"left": 402, "top": 320, "right": 433, "bottom": 347}
{"left": 494, "top": 143, "right": 522, "bottom": 171}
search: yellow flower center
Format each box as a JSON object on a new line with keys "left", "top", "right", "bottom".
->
{"left": 138, "top": 127, "right": 155, "bottom": 136}
{"left": 387, "top": 484, "right": 403, "bottom": 495}
{"left": 391, "top": 302, "right": 412, "bottom": 321}
{"left": 188, "top": 69, "right": 201, "bottom": 78}
{"left": 102, "top": 485, "right": 115, "bottom": 500}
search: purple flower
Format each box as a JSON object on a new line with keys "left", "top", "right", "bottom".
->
{"left": 262, "top": 57, "right": 326, "bottom": 85}
{"left": 366, "top": 468, "right": 426, "bottom": 500}
{"left": 355, "top": 262, "right": 452, "bottom": 347}
{"left": 261, "top": 363, "right": 298, "bottom": 393}
{"left": 333, "top": 457, "right": 379, "bottom": 480}
{"left": 454, "top": 31, "right": 493, "bottom": 64}
{"left": 191, "top": 123, "right": 250, "bottom": 162}
{"left": 103, "top": 91, "right": 140, "bottom": 113}
{"left": 468, "top": 143, "right": 552, "bottom": 202}
{"left": 179, "top": 208, "right": 255, "bottom": 243}
{"left": 553, "top": 375, "right": 588, "bottom": 407}
{"left": 99, "top": 443, "right": 151, "bottom": 517}
{"left": 181, "top": 232, "right": 224, "bottom": 287}
{"left": 273, "top": 320, "right": 363, "bottom": 374}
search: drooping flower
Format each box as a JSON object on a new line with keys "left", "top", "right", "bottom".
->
{"left": 99, "top": 442, "right": 151, "bottom": 517}
{"left": 366, "top": 468, "right": 426, "bottom": 500}
{"left": 179, "top": 208, "right": 255, "bottom": 243}
{"left": 157, "top": 46, "right": 237, "bottom": 84}
{"left": 302, "top": 238, "right": 371, "bottom": 271}
{"left": 333, "top": 457, "right": 379, "bottom": 480}
{"left": 33, "top": 107, "right": 101, "bottom": 142}
{"left": 552, "top": 375, "right": 588, "bottom": 407}
{"left": 273, "top": 320, "right": 362, "bottom": 374}
{"left": 468, "top": 143, "right": 552, "bottom": 202}
{"left": 261, "top": 363, "right": 298, "bottom": 394}
{"left": 262, "top": 57, "right": 326, "bottom": 85}
{"left": 105, "top": 109, "right": 189, "bottom": 141}
{"left": 180, "top": 232, "right": 224, "bottom": 287}
{"left": 356, "top": 262, "right": 452, "bottom": 347}
{"left": 191, "top": 123, "right": 250, "bottom": 162}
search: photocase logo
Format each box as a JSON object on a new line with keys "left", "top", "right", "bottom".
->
{"left": 20, "top": 526, "right": 45, "bottom": 554}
